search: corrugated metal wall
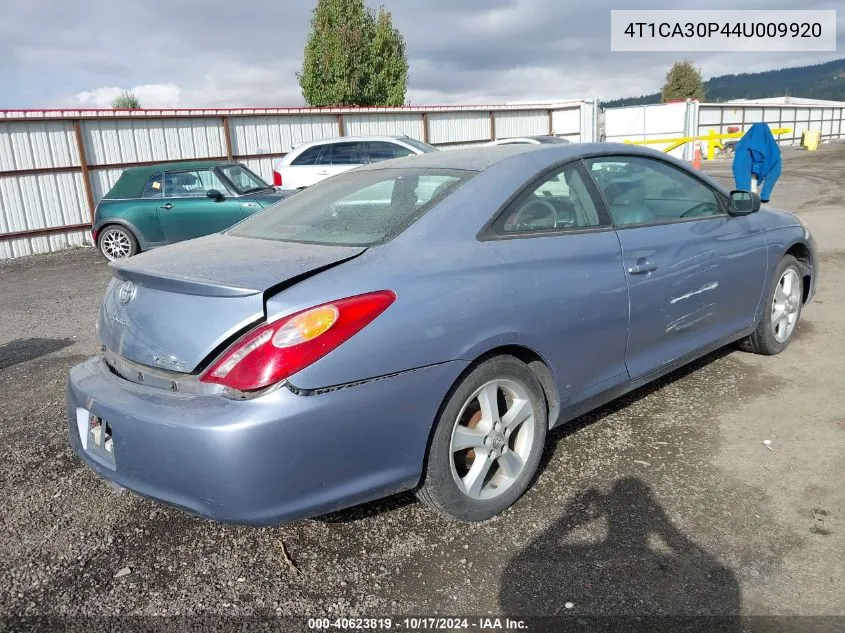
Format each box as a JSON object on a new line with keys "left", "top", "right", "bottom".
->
{"left": 230, "top": 114, "right": 339, "bottom": 156}
{"left": 83, "top": 118, "right": 227, "bottom": 165}
{"left": 603, "top": 102, "right": 693, "bottom": 159}
{"left": 698, "top": 104, "right": 845, "bottom": 144}
{"left": 603, "top": 100, "right": 845, "bottom": 164}
{"left": 0, "top": 102, "right": 592, "bottom": 260}
{"left": 3, "top": 98, "right": 841, "bottom": 261}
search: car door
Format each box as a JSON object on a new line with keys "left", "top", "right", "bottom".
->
{"left": 158, "top": 169, "right": 244, "bottom": 242}
{"left": 306, "top": 141, "right": 368, "bottom": 186}
{"left": 365, "top": 141, "right": 414, "bottom": 163}
{"left": 584, "top": 155, "right": 768, "bottom": 382}
{"left": 282, "top": 145, "right": 326, "bottom": 189}
{"left": 483, "top": 161, "right": 630, "bottom": 407}
{"left": 132, "top": 172, "right": 170, "bottom": 243}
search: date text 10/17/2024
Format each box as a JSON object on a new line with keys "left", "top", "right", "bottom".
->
{"left": 307, "top": 617, "right": 529, "bottom": 630}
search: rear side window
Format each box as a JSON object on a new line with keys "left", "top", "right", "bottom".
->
{"left": 367, "top": 142, "right": 414, "bottom": 162}
{"left": 291, "top": 145, "right": 324, "bottom": 166}
{"left": 141, "top": 173, "right": 163, "bottom": 198}
{"left": 325, "top": 142, "right": 366, "bottom": 165}
{"left": 489, "top": 162, "right": 606, "bottom": 235}
{"left": 228, "top": 168, "right": 474, "bottom": 246}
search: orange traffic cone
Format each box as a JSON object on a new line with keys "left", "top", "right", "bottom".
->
{"left": 692, "top": 141, "right": 702, "bottom": 170}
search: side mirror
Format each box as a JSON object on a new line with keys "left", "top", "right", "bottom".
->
{"left": 728, "top": 190, "right": 760, "bottom": 215}
{"left": 206, "top": 189, "right": 224, "bottom": 201}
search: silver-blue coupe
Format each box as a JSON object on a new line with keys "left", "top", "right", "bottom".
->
{"left": 67, "top": 143, "right": 818, "bottom": 524}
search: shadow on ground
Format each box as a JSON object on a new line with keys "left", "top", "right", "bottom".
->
{"left": 0, "top": 337, "right": 75, "bottom": 371}
{"left": 498, "top": 477, "right": 742, "bottom": 631}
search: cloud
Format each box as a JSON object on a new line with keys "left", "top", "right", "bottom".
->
{"left": 0, "top": 0, "right": 842, "bottom": 108}
{"left": 71, "top": 84, "right": 182, "bottom": 108}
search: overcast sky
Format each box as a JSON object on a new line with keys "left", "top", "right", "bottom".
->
{"left": 0, "top": 0, "right": 842, "bottom": 109}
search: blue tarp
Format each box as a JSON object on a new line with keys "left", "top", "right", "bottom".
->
{"left": 732, "top": 122, "right": 781, "bottom": 202}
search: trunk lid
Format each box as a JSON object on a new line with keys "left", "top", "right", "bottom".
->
{"left": 98, "top": 233, "right": 365, "bottom": 373}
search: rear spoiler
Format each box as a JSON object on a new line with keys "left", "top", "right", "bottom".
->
{"left": 109, "top": 264, "right": 261, "bottom": 298}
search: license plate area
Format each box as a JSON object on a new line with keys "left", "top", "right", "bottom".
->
{"left": 75, "top": 408, "right": 116, "bottom": 469}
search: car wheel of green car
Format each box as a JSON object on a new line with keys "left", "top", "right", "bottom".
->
{"left": 97, "top": 225, "right": 139, "bottom": 261}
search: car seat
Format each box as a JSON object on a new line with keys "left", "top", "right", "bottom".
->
{"left": 605, "top": 182, "right": 654, "bottom": 226}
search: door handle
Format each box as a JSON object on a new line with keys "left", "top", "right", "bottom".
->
{"left": 161, "top": 203, "right": 173, "bottom": 210}
{"left": 627, "top": 259, "right": 658, "bottom": 275}
{"left": 317, "top": 170, "right": 329, "bottom": 176}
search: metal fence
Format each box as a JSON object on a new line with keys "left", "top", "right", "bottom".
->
{"left": 3, "top": 97, "right": 843, "bottom": 261}
{"left": 0, "top": 101, "right": 598, "bottom": 260}
{"left": 697, "top": 102, "right": 845, "bottom": 144}
{"left": 601, "top": 99, "right": 845, "bottom": 160}
{"left": 602, "top": 101, "right": 700, "bottom": 160}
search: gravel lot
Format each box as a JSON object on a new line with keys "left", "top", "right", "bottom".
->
{"left": 1, "top": 144, "right": 844, "bottom": 627}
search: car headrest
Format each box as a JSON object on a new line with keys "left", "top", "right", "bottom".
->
{"left": 611, "top": 183, "right": 645, "bottom": 206}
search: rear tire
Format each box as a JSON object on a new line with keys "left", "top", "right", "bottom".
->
{"left": 417, "top": 355, "right": 547, "bottom": 522}
{"left": 740, "top": 255, "right": 803, "bottom": 355}
{"left": 97, "top": 225, "right": 139, "bottom": 261}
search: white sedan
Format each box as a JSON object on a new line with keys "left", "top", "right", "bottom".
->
{"left": 273, "top": 135, "right": 437, "bottom": 191}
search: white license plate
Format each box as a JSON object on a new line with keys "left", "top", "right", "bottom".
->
{"left": 75, "top": 408, "right": 116, "bottom": 468}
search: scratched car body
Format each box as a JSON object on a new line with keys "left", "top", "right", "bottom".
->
{"left": 67, "top": 143, "right": 818, "bottom": 525}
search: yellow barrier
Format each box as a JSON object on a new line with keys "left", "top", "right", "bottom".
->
{"left": 624, "top": 128, "right": 793, "bottom": 160}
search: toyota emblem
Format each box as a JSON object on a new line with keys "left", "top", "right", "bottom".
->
{"left": 118, "top": 281, "right": 137, "bottom": 305}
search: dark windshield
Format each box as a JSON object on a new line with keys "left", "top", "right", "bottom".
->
{"left": 228, "top": 168, "right": 473, "bottom": 246}
{"left": 400, "top": 137, "right": 439, "bottom": 153}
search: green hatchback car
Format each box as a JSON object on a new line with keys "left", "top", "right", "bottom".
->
{"left": 92, "top": 160, "right": 293, "bottom": 260}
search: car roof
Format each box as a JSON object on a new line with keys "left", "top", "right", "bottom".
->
{"left": 102, "top": 160, "right": 241, "bottom": 200}
{"left": 494, "top": 135, "right": 568, "bottom": 143}
{"left": 354, "top": 141, "right": 697, "bottom": 174}
{"left": 355, "top": 144, "right": 544, "bottom": 172}
{"left": 293, "top": 135, "right": 412, "bottom": 148}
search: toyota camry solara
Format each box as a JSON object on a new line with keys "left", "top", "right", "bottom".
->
{"left": 67, "top": 143, "right": 818, "bottom": 524}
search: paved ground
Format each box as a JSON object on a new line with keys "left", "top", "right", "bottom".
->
{"left": 1, "top": 144, "right": 844, "bottom": 625}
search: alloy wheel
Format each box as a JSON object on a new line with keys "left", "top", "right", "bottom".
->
{"left": 449, "top": 379, "right": 537, "bottom": 501}
{"left": 100, "top": 228, "right": 132, "bottom": 260}
{"left": 771, "top": 268, "right": 801, "bottom": 343}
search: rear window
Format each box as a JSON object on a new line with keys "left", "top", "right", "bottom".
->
{"left": 400, "top": 137, "right": 438, "bottom": 153}
{"left": 228, "top": 168, "right": 474, "bottom": 246}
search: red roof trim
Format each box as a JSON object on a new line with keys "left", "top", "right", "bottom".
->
{"left": 0, "top": 102, "right": 585, "bottom": 115}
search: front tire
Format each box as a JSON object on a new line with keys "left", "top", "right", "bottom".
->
{"left": 97, "top": 225, "right": 139, "bottom": 261}
{"left": 740, "top": 255, "right": 804, "bottom": 355}
{"left": 417, "top": 355, "right": 547, "bottom": 522}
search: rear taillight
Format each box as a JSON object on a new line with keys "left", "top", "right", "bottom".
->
{"left": 273, "top": 170, "right": 282, "bottom": 186}
{"left": 91, "top": 227, "right": 99, "bottom": 242}
{"left": 199, "top": 290, "right": 396, "bottom": 392}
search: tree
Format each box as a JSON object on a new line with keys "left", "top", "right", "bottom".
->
{"left": 661, "top": 60, "right": 706, "bottom": 102}
{"left": 298, "top": 0, "right": 408, "bottom": 107}
{"left": 112, "top": 91, "right": 141, "bottom": 109}
{"left": 366, "top": 8, "right": 408, "bottom": 106}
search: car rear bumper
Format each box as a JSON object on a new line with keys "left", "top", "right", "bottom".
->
{"left": 67, "top": 356, "right": 467, "bottom": 525}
